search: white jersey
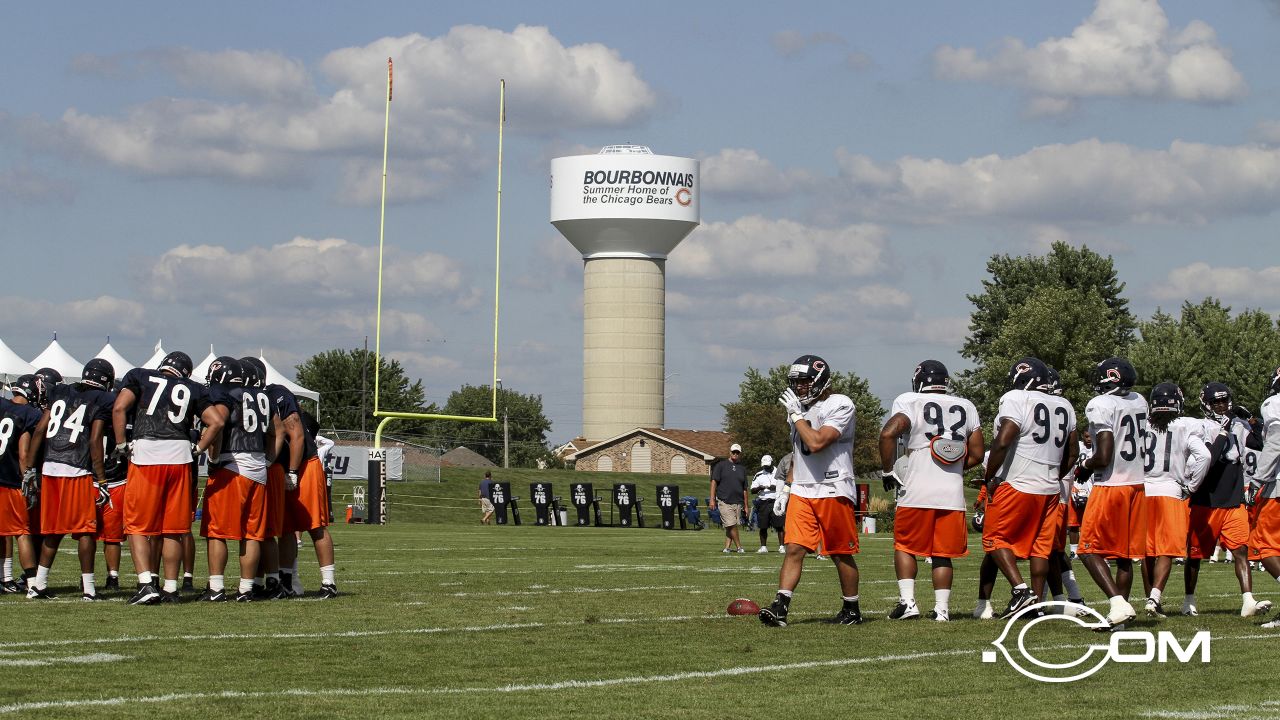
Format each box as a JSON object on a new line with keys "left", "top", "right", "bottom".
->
{"left": 1071, "top": 441, "right": 1094, "bottom": 501}
{"left": 888, "top": 390, "right": 980, "bottom": 511}
{"left": 994, "top": 389, "right": 1076, "bottom": 496}
{"left": 1085, "top": 392, "right": 1150, "bottom": 487}
{"left": 214, "top": 450, "right": 268, "bottom": 484}
{"left": 1254, "top": 395, "right": 1280, "bottom": 499}
{"left": 790, "top": 393, "right": 856, "bottom": 501}
{"left": 750, "top": 469, "right": 779, "bottom": 501}
{"left": 1143, "top": 417, "right": 1210, "bottom": 498}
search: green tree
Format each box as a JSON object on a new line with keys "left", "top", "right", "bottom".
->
{"left": 722, "top": 365, "right": 886, "bottom": 476}
{"left": 436, "top": 385, "right": 553, "bottom": 468}
{"left": 957, "top": 242, "right": 1136, "bottom": 416}
{"left": 1128, "top": 299, "right": 1280, "bottom": 414}
{"left": 294, "top": 348, "right": 436, "bottom": 434}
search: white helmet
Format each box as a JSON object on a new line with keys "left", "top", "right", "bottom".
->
{"left": 761, "top": 454, "right": 773, "bottom": 467}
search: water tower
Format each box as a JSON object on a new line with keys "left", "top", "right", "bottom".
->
{"left": 550, "top": 145, "right": 700, "bottom": 441}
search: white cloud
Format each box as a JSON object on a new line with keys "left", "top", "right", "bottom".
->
{"left": 1152, "top": 262, "right": 1280, "bottom": 305}
{"left": 42, "top": 27, "right": 655, "bottom": 199}
{"left": 669, "top": 215, "right": 889, "bottom": 279}
{"left": 0, "top": 295, "right": 149, "bottom": 342}
{"left": 833, "top": 139, "right": 1280, "bottom": 224}
{"left": 143, "top": 237, "right": 464, "bottom": 309}
{"left": 699, "top": 148, "right": 816, "bottom": 200}
{"left": 934, "top": 0, "right": 1246, "bottom": 113}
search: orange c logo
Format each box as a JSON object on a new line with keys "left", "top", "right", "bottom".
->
{"left": 676, "top": 188, "right": 692, "bottom": 206}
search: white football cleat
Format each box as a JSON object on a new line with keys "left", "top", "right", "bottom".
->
{"left": 777, "top": 544, "right": 785, "bottom": 553}
{"left": 757, "top": 546, "right": 769, "bottom": 554}
{"left": 1182, "top": 601, "right": 1198, "bottom": 617}
{"left": 1242, "top": 597, "right": 1273, "bottom": 617}
{"left": 1106, "top": 598, "right": 1136, "bottom": 626}
{"left": 1261, "top": 618, "right": 1280, "bottom": 629}
{"left": 973, "top": 603, "right": 994, "bottom": 620}
{"left": 930, "top": 608, "right": 950, "bottom": 622}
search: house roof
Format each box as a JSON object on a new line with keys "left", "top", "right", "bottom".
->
{"left": 567, "top": 427, "right": 734, "bottom": 461}
{"left": 440, "top": 446, "right": 496, "bottom": 468}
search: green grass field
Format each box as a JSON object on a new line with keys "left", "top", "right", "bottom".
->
{"left": 3, "top": 469, "right": 1279, "bottom": 719}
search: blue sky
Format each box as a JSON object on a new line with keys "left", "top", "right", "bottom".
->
{"left": 4, "top": 1, "right": 1280, "bottom": 443}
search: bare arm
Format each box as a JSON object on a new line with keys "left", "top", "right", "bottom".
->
{"left": 964, "top": 427, "right": 986, "bottom": 472}
{"left": 265, "top": 413, "right": 281, "bottom": 464}
{"left": 1059, "top": 430, "right": 1079, "bottom": 479}
{"left": 112, "top": 388, "right": 137, "bottom": 446}
{"left": 17, "top": 431, "right": 31, "bottom": 475}
{"left": 198, "top": 405, "right": 227, "bottom": 458}
{"left": 283, "top": 413, "right": 305, "bottom": 472}
{"left": 1083, "top": 431, "right": 1114, "bottom": 471}
{"left": 25, "top": 411, "right": 50, "bottom": 470}
{"left": 879, "top": 413, "right": 910, "bottom": 473}
{"left": 89, "top": 418, "right": 107, "bottom": 485}
{"left": 793, "top": 420, "right": 841, "bottom": 454}
{"left": 982, "top": 418, "right": 1020, "bottom": 490}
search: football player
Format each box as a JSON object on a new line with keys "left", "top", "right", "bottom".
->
{"left": 1039, "top": 367, "right": 1087, "bottom": 612}
{"left": 1076, "top": 357, "right": 1147, "bottom": 627}
{"left": 1250, "top": 368, "right": 1280, "bottom": 628}
{"left": 24, "top": 358, "right": 116, "bottom": 600}
{"left": 1140, "top": 382, "right": 1211, "bottom": 618}
{"left": 1183, "top": 382, "right": 1270, "bottom": 617}
{"left": 199, "top": 358, "right": 278, "bottom": 602}
{"left": 0, "top": 378, "right": 43, "bottom": 594}
{"left": 750, "top": 454, "right": 784, "bottom": 553}
{"left": 1069, "top": 428, "right": 1095, "bottom": 558}
{"left": 979, "top": 358, "right": 1078, "bottom": 619}
{"left": 97, "top": 414, "right": 131, "bottom": 592}
{"left": 760, "top": 355, "right": 861, "bottom": 627}
{"left": 113, "top": 351, "right": 224, "bottom": 605}
{"left": 878, "top": 360, "right": 983, "bottom": 622}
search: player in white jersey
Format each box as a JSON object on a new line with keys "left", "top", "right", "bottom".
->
{"left": 750, "top": 455, "right": 784, "bottom": 553}
{"left": 1141, "top": 383, "right": 1210, "bottom": 618}
{"left": 1249, "top": 368, "right": 1280, "bottom": 628}
{"left": 1036, "top": 367, "right": 1088, "bottom": 612}
{"left": 979, "top": 358, "right": 1077, "bottom": 619}
{"left": 1076, "top": 357, "right": 1147, "bottom": 627}
{"left": 760, "top": 355, "right": 861, "bottom": 627}
{"left": 1068, "top": 429, "right": 1094, "bottom": 557}
{"left": 879, "top": 360, "right": 983, "bottom": 622}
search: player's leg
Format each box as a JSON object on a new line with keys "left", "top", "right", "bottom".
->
{"left": 181, "top": 533, "right": 196, "bottom": 591}
{"left": 974, "top": 553, "right": 998, "bottom": 619}
{"left": 31, "top": 532, "right": 63, "bottom": 598}
{"left": 1183, "top": 558, "right": 1201, "bottom": 615}
{"left": 236, "top": 476, "right": 266, "bottom": 601}
{"left": 237, "top": 539, "right": 261, "bottom": 601}
{"left": 930, "top": 558, "right": 953, "bottom": 621}
{"left": 1114, "top": 558, "right": 1134, "bottom": 599}
{"left": 761, "top": 495, "right": 814, "bottom": 627}
{"left": 75, "top": 532, "right": 97, "bottom": 599}
{"left": 757, "top": 501, "right": 770, "bottom": 552}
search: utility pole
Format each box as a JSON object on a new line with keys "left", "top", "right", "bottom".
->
{"left": 361, "top": 335, "right": 368, "bottom": 434}
{"left": 503, "top": 408, "right": 509, "bottom": 469}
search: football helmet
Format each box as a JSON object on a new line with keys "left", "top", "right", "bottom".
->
{"left": 238, "top": 357, "right": 264, "bottom": 389}
{"left": 1268, "top": 366, "right": 1280, "bottom": 398}
{"left": 1007, "top": 357, "right": 1048, "bottom": 392}
{"left": 1200, "top": 382, "right": 1232, "bottom": 423}
{"left": 159, "top": 351, "right": 194, "bottom": 379}
{"left": 1038, "top": 366, "right": 1063, "bottom": 396}
{"left": 34, "top": 367, "right": 63, "bottom": 392}
{"left": 206, "top": 356, "right": 241, "bottom": 387}
{"left": 912, "top": 360, "right": 949, "bottom": 393}
{"left": 9, "top": 374, "right": 47, "bottom": 409}
{"left": 80, "top": 358, "right": 115, "bottom": 391}
{"left": 1093, "top": 357, "right": 1136, "bottom": 395}
{"left": 787, "top": 355, "right": 832, "bottom": 408}
{"left": 1150, "top": 382, "right": 1184, "bottom": 415}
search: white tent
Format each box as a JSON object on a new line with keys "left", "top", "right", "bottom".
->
{"left": 0, "top": 338, "right": 35, "bottom": 381}
{"left": 192, "top": 346, "right": 217, "bottom": 383}
{"left": 258, "top": 354, "right": 319, "bottom": 402}
{"left": 30, "top": 336, "right": 82, "bottom": 380}
{"left": 141, "top": 340, "right": 166, "bottom": 370}
{"left": 94, "top": 339, "right": 135, "bottom": 379}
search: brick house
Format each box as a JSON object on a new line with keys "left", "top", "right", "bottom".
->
{"left": 566, "top": 428, "right": 736, "bottom": 476}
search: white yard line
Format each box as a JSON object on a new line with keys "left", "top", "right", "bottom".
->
{"left": 0, "top": 653, "right": 128, "bottom": 667}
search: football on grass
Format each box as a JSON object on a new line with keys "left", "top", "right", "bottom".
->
{"left": 727, "top": 598, "right": 761, "bottom": 616}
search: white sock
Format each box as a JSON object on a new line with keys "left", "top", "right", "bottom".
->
{"left": 898, "top": 578, "right": 916, "bottom": 603}
{"left": 777, "top": 589, "right": 793, "bottom": 598}
{"left": 1150, "top": 587, "right": 1162, "bottom": 603}
{"left": 35, "top": 565, "right": 50, "bottom": 590}
{"left": 163, "top": 579, "right": 178, "bottom": 593}
{"left": 1244, "top": 592, "right": 1256, "bottom": 604}
{"left": 3, "top": 557, "right": 12, "bottom": 581}
{"left": 1109, "top": 595, "right": 1127, "bottom": 610}
{"left": 843, "top": 594, "right": 859, "bottom": 603}
{"left": 238, "top": 578, "right": 254, "bottom": 594}
{"left": 1211, "top": 549, "right": 1221, "bottom": 561}
{"left": 81, "top": 573, "right": 95, "bottom": 595}
{"left": 1013, "top": 582, "right": 1028, "bottom": 591}
{"left": 320, "top": 564, "right": 335, "bottom": 586}
{"left": 266, "top": 572, "right": 279, "bottom": 583}
{"left": 108, "top": 570, "right": 118, "bottom": 578}
{"left": 1062, "top": 570, "right": 1082, "bottom": 598}
{"left": 138, "top": 570, "right": 152, "bottom": 585}
{"left": 1275, "top": 574, "right": 1280, "bottom": 584}
{"left": 1069, "top": 544, "right": 1078, "bottom": 555}
{"left": 935, "top": 589, "right": 951, "bottom": 612}
{"left": 209, "top": 575, "right": 224, "bottom": 592}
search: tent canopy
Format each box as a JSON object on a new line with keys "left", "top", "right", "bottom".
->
{"left": 0, "top": 338, "right": 35, "bottom": 380}
{"left": 30, "top": 339, "right": 82, "bottom": 380}
{"left": 141, "top": 340, "right": 166, "bottom": 370}
{"left": 192, "top": 346, "right": 217, "bottom": 383}
{"left": 94, "top": 340, "right": 135, "bottom": 379}
{"left": 258, "top": 354, "right": 319, "bottom": 402}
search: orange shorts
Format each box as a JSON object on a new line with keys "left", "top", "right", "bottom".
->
{"left": 95, "top": 485, "right": 127, "bottom": 543}
{"left": 1250, "top": 499, "right": 1280, "bottom": 560}
{"left": 1145, "top": 495, "right": 1190, "bottom": 558}
{"left": 1079, "top": 484, "right": 1147, "bottom": 559}
{"left": 124, "top": 463, "right": 194, "bottom": 536}
{"left": 981, "top": 484, "right": 1060, "bottom": 559}
{"left": 201, "top": 467, "right": 268, "bottom": 541}
{"left": 783, "top": 494, "right": 859, "bottom": 555}
{"left": 894, "top": 507, "right": 967, "bottom": 558}
{"left": 283, "top": 457, "right": 330, "bottom": 534}
{"left": 265, "top": 464, "right": 285, "bottom": 538}
{"left": 1067, "top": 498, "right": 1085, "bottom": 528}
{"left": 0, "top": 487, "right": 30, "bottom": 537}
{"left": 1188, "top": 504, "right": 1248, "bottom": 559}
{"left": 1049, "top": 502, "right": 1068, "bottom": 552}
{"left": 40, "top": 475, "right": 98, "bottom": 535}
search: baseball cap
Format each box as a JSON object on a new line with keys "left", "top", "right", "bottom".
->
{"left": 761, "top": 454, "right": 773, "bottom": 466}
{"left": 730, "top": 443, "right": 742, "bottom": 453}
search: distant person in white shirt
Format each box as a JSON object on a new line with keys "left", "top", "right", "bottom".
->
{"left": 750, "top": 455, "right": 785, "bottom": 553}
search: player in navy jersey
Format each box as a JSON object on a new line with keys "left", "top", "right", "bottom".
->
{"left": 0, "top": 380, "right": 43, "bottom": 593}
{"left": 25, "top": 359, "right": 116, "bottom": 600}
{"left": 113, "top": 351, "right": 224, "bottom": 604}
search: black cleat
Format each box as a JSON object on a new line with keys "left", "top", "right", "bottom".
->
{"left": 264, "top": 578, "right": 288, "bottom": 600}
{"left": 199, "top": 587, "right": 227, "bottom": 602}
{"left": 81, "top": 592, "right": 103, "bottom": 602}
{"left": 827, "top": 602, "right": 863, "bottom": 625}
{"left": 318, "top": 583, "right": 339, "bottom": 600}
{"left": 1001, "top": 587, "right": 1039, "bottom": 619}
{"left": 888, "top": 600, "right": 921, "bottom": 620}
{"left": 181, "top": 577, "right": 195, "bottom": 592}
{"left": 159, "top": 590, "right": 181, "bottom": 604}
{"left": 26, "top": 585, "right": 57, "bottom": 600}
{"left": 104, "top": 575, "right": 120, "bottom": 591}
{"left": 0, "top": 579, "right": 21, "bottom": 594}
{"left": 128, "top": 584, "right": 160, "bottom": 606}
{"left": 251, "top": 583, "right": 269, "bottom": 600}
{"left": 759, "top": 599, "right": 789, "bottom": 627}
{"left": 234, "top": 591, "right": 254, "bottom": 602}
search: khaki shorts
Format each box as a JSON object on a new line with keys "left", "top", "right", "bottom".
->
{"left": 718, "top": 502, "right": 743, "bottom": 527}
{"left": 480, "top": 498, "right": 495, "bottom": 513}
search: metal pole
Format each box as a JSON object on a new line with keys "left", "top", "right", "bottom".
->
{"left": 361, "top": 335, "right": 368, "bottom": 434}
{"left": 504, "top": 408, "right": 509, "bottom": 469}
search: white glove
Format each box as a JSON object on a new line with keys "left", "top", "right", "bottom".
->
{"left": 772, "top": 484, "right": 791, "bottom": 515}
{"left": 779, "top": 388, "right": 804, "bottom": 425}
{"left": 95, "top": 483, "right": 112, "bottom": 508}
{"left": 286, "top": 470, "right": 300, "bottom": 492}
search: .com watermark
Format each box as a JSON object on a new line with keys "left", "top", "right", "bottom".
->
{"left": 982, "top": 601, "right": 1210, "bottom": 683}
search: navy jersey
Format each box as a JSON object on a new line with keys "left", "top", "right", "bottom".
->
{"left": 267, "top": 384, "right": 316, "bottom": 467}
{"left": 122, "top": 368, "right": 210, "bottom": 442}
{"left": 0, "top": 398, "right": 42, "bottom": 488}
{"left": 42, "top": 385, "right": 115, "bottom": 475}
{"left": 216, "top": 386, "right": 271, "bottom": 455}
